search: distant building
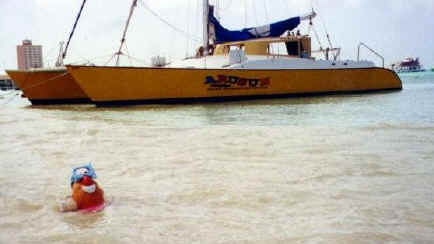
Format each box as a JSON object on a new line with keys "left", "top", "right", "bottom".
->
{"left": 0, "top": 74, "right": 16, "bottom": 90}
{"left": 17, "top": 39, "right": 43, "bottom": 70}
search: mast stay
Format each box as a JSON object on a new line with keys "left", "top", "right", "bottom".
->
{"left": 62, "top": 0, "right": 88, "bottom": 62}
{"left": 55, "top": 42, "right": 65, "bottom": 67}
{"left": 308, "top": 0, "right": 340, "bottom": 60}
{"left": 203, "top": 0, "right": 210, "bottom": 56}
{"left": 115, "top": 0, "right": 138, "bottom": 66}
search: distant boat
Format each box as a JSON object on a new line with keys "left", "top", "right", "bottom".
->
{"left": 67, "top": 0, "right": 402, "bottom": 106}
{"left": 0, "top": 74, "right": 15, "bottom": 91}
{"left": 0, "top": 90, "right": 6, "bottom": 99}
{"left": 392, "top": 57, "right": 425, "bottom": 73}
{"left": 6, "top": 0, "right": 90, "bottom": 105}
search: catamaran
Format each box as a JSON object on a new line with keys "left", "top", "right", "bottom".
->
{"left": 66, "top": 0, "right": 402, "bottom": 106}
{"left": 6, "top": 0, "right": 90, "bottom": 105}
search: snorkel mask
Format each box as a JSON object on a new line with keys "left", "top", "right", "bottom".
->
{"left": 70, "top": 163, "right": 97, "bottom": 186}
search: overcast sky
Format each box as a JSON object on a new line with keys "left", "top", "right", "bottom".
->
{"left": 0, "top": 0, "right": 433, "bottom": 74}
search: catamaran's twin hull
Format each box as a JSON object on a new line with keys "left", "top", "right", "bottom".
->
{"left": 66, "top": 65, "right": 402, "bottom": 106}
{"left": 5, "top": 69, "right": 90, "bottom": 105}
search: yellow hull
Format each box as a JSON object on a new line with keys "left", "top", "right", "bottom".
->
{"left": 5, "top": 69, "right": 90, "bottom": 105}
{"left": 66, "top": 65, "right": 402, "bottom": 106}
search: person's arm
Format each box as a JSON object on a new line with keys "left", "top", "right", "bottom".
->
{"left": 59, "top": 196, "right": 78, "bottom": 212}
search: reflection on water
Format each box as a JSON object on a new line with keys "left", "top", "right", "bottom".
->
{"left": 61, "top": 211, "right": 106, "bottom": 229}
{"left": 20, "top": 86, "right": 434, "bottom": 128}
{"left": 1, "top": 75, "right": 434, "bottom": 243}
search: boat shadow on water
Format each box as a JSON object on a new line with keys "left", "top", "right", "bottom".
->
{"left": 23, "top": 89, "right": 402, "bottom": 113}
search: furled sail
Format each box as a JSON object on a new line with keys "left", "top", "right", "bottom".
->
{"left": 208, "top": 7, "right": 301, "bottom": 44}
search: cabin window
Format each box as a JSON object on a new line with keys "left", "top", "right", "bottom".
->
{"left": 229, "top": 45, "right": 244, "bottom": 51}
{"left": 285, "top": 41, "right": 299, "bottom": 56}
{"left": 268, "top": 43, "right": 288, "bottom": 56}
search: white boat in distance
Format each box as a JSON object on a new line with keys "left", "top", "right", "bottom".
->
{"left": 392, "top": 57, "right": 425, "bottom": 73}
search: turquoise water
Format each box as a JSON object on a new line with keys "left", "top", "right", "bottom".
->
{"left": 0, "top": 72, "right": 433, "bottom": 243}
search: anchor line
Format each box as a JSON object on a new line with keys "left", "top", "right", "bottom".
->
{"left": 19, "top": 71, "right": 69, "bottom": 92}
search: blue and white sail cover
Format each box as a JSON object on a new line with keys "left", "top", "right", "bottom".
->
{"left": 209, "top": 11, "right": 301, "bottom": 43}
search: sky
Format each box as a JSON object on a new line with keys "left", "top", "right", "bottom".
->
{"left": 0, "top": 0, "right": 433, "bottom": 74}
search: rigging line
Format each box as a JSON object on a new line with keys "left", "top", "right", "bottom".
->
{"left": 66, "top": 53, "right": 113, "bottom": 66}
{"left": 70, "top": 54, "right": 114, "bottom": 64}
{"left": 63, "top": 0, "right": 87, "bottom": 60}
{"left": 312, "top": 25, "right": 324, "bottom": 51}
{"left": 251, "top": 0, "right": 259, "bottom": 26}
{"left": 18, "top": 72, "right": 69, "bottom": 92}
{"left": 319, "top": 13, "right": 333, "bottom": 48}
{"left": 306, "top": 20, "right": 312, "bottom": 35}
{"left": 243, "top": 0, "right": 248, "bottom": 27}
{"left": 123, "top": 54, "right": 150, "bottom": 65}
{"left": 116, "top": 0, "right": 138, "bottom": 66}
{"left": 186, "top": 0, "right": 192, "bottom": 57}
{"left": 263, "top": 0, "right": 269, "bottom": 23}
{"left": 218, "top": 0, "right": 233, "bottom": 12}
{"left": 140, "top": 0, "right": 201, "bottom": 42}
{"left": 123, "top": 43, "right": 133, "bottom": 66}
{"left": 44, "top": 43, "right": 59, "bottom": 66}
{"left": 194, "top": 0, "right": 200, "bottom": 42}
{"left": 64, "top": 44, "right": 93, "bottom": 64}
{"left": 169, "top": 22, "right": 175, "bottom": 62}
{"left": 104, "top": 54, "right": 116, "bottom": 66}
{"left": 215, "top": 0, "right": 220, "bottom": 19}
{"left": 311, "top": 0, "right": 333, "bottom": 48}
{"left": 281, "top": 0, "right": 289, "bottom": 14}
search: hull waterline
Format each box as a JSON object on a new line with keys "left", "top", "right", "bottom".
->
{"left": 6, "top": 69, "right": 90, "bottom": 105}
{"left": 66, "top": 65, "right": 402, "bottom": 106}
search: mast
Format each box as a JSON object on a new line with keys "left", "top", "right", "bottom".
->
{"left": 62, "top": 0, "right": 87, "bottom": 61}
{"left": 115, "top": 0, "right": 138, "bottom": 66}
{"left": 202, "top": 0, "right": 209, "bottom": 56}
{"left": 55, "top": 41, "right": 65, "bottom": 67}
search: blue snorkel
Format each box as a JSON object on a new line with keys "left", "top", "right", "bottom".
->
{"left": 70, "top": 163, "right": 97, "bottom": 187}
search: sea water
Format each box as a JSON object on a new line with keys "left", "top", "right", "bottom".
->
{"left": 0, "top": 72, "right": 433, "bottom": 243}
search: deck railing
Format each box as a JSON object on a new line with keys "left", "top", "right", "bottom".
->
{"left": 357, "top": 42, "right": 384, "bottom": 68}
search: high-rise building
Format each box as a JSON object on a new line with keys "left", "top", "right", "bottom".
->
{"left": 17, "top": 39, "right": 43, "bottom": 70}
